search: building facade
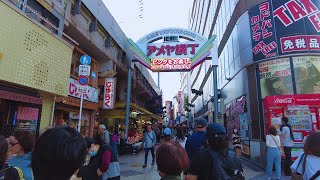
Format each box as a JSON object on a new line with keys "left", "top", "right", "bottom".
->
{"left": 0, "top": 0, "right": 162, "bottom": 137}
{"left": 188, "top": 0, "right": 320, "bottom": 167}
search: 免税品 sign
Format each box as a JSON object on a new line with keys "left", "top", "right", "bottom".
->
{"left": 103, "top": 78, "right": 116, "bottom": 109}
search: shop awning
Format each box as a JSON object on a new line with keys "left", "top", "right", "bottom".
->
{"left": 100, "top": 102, "right": 162, "bottom": 121}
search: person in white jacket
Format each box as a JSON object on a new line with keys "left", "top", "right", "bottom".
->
{"left": 291, "top": 131, "right": 320, "bottom": 180}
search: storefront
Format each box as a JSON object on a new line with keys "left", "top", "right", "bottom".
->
{"left": 0, "top": 85, "right": 42, "bottom": 137}
{"left": 264, "top": 94, "right": 320, "bottom": 159}
{"left": 225, "top": 95, "right": 250, "bottom": 158}
{"left": 53, "top": 78, "right": 99, "bottom": 137}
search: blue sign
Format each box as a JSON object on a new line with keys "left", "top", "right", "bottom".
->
{"left": 80, "top": 55, "right": 91, "bottom": 65}
{"left": 91, "top": 71, "right": 96, "bottom": 79}
{"left": 78, "top": 76, "right": 89, "bottom": 85}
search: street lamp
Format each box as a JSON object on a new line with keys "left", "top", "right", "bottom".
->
{"left": 191, "top": 89, "right": 204, "bottom": 107}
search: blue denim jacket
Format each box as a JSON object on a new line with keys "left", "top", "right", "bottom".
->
{"left": 142, "top": 131, "right": 156, "bottom": 148}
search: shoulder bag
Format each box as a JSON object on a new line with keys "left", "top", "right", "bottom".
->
{"left": 271, "top": 135, "right": 284, "bottom": 155}
{"left": 291, "top": 153, "right": 307, "bottom": 180}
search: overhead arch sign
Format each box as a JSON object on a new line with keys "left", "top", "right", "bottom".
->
{"left": 128, "top": 28, "right": 217, "bottom": 72}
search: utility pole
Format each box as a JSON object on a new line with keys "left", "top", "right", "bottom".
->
{"left": 125, "top": 59, "right": 132, "bottom": 140}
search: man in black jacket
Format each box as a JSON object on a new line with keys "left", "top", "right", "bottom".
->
{"left": 187, "top": 123, "right": 244, "bottom": 180}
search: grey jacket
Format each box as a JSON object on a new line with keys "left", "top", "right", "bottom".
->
{"left": 100, "top": 131, "right": 110, "bottom": 145}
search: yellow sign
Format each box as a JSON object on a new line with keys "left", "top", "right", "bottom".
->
{"left": 241, "top": 145, "right": 250, "bottom": 155}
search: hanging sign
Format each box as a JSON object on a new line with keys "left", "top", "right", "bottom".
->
{"left": 103, "top": 78, "right": 116, "bottom": 109}
{"left": 79, "top": 65, "right": 91, "bottom": 76}
{"left": 128, "top": 27, "right": 218, "bottom": 72}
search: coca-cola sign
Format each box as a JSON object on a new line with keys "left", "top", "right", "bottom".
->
{"left": 274, "top": 97, "right": 294, "bottom": 104}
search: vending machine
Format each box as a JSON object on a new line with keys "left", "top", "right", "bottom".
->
{"left": 263, "top": 94, "right": 320, "bottom": 159}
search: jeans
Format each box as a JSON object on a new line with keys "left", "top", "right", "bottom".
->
{"left": 112, "top": 143, "right": 119, "bottom": 157}
{"left": 144, "top": 147, "right": 155, "bottom": 165}
{"left": 283, "top": 146, "right": 293, "bottom": 175}
{"left": 267, "top": 147, "right": 281, "bottom": 179}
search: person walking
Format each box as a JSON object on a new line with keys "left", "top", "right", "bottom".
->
{"left": 280, "top": 116, "right": 294, "bottom": 176}
{"left": 173, "top": 126, "right": 187, "bottom": 148}
{"left": 97, "top": 124, "right": 110, "bottom": 145}
{"left": 111, "top": 130, "right": 119, "bottom": 157}
{"left": 185, "top": 118, "right": 208, "bottom": 160}
{"left": 266, "top": 126, "right": 281, "bottom": 180}
{"left": 232, "top": 128, "right": 242, "bottom": 158}
{"left": 187, "top": 122, "right": 244, "bottom": 180}
{"left": 31, "top": 126, "right": 87, "bottom": 180}
{"left": 142, "top": 124, "right": 156, "bottom": 168}
{"left": 0, "top": 135, "right": 23, "bottom": 180}
{"left": 77, "top": 138, "right": 120, "bottom": 180}
{"left": 156, "top": 141, "right": 189, "bottom": 180}
{"left": 291, "top": 131, "right": 320, "bottom": 180}
{"left": 163, "top": 126, "right": 172, "bottom": 142}
{"left": 8, "top": 130, "right": 35, "bottom": 180}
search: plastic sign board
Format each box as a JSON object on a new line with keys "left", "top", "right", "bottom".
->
{"left": 103, "top": 78, "right": 116, "bottom": 109}
{"left": 151, "top": 58, "right": 191, "bottom": 71}
{"left": 68, "top": 78, "right": 98, "bottom": 103}
{"left": 78, "top": 65, "right": 91, "bottom": 76}
{"left": 128, "top": 27, "right": 217, "bottom": 72}
{"left": 78, "top": 75, "right": 89, "bottom": 86}
{"left": 76, "top": 85, "right": 89, "bottom": 94}
{"left": 80, "top": 55, "right": 91, "bottom": 65}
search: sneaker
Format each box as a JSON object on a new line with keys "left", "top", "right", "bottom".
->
{"left": 143, "top": 164, "right": 147, "bottom": 168}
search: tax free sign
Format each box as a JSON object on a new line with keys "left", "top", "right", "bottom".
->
{"left": 128, "top": 28, "right": 218, "bottom": 72}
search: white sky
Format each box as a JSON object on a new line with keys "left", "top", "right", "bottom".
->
{"left": 103, "top": 0, "right": 193, "bottom": 102}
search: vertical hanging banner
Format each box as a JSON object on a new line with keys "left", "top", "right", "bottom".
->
{"left": 249, "top": 1, "right": 278, "bottom": 61}
{"left": 249, "top": 0, "right": 320, "bottom": 61}
{"left": 103, "top": 78, "right": 116, "bottom": 109}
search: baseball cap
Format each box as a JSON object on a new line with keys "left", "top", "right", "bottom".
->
{"left": 196, "top": 118, "right": 208, "bottom": 128}
{"left": 207, "top": 122, "right": 226, "bottom": 135}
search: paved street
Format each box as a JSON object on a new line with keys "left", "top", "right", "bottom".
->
{"left": 118, "top": 150, "right": 277, "bottom": 180}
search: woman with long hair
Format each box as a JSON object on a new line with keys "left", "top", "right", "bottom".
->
{"left": 173, "top": 126, "right": 187, "bottom": 148}
{"left": 266, "top": 126, "right": 281, "bottom": 180}
{"left": 291, "top": 131, "right": 320, "bottom": 180}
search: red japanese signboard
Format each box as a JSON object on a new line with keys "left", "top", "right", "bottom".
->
{"left": 250, "top": 0, "right": 320, "bottom": 61}
{"left": 250, "top": 1, "right": 278, "bottom": 60}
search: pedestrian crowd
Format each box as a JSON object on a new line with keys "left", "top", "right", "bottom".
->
{"left": 0, "top": 116, "right": 319, "bottom": 180}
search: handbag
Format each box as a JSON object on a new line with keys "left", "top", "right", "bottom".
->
{"left": 270, "top": 135, "right": 284, "bottom": 155}
{"left": 291, "top": 153, "right": 307, "bottom": 180}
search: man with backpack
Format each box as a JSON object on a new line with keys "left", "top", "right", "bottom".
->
{"left": 187, "top": 122, "right": 244, "bottom": 180}
{"left": 280, "top": 116, "right": 294, "bottom": 176}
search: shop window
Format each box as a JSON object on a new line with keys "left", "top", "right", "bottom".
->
{"left": 259, "top": 58, "right": 294, "bottom": 98}
{"left": 26, "top": 0, "right": 60, "bottom": 34}
{"left": 80, "top": 3, "right": 93, "bottom": 26}
{"left": 292, "top": 56, "right": 320, "bottom": 94}
{"left": 105, "top": 34, "right": 112, "bottom": 48}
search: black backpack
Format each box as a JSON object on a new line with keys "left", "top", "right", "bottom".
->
{"left": 0, "top": 165, "right": 23, "bottom": 180}
{"left": 206, "top": 149, "right": 245, "bottom": 180}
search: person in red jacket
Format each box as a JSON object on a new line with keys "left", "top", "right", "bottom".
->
{"left": 77, "top": 138, "right": 120, "bottom": 180}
